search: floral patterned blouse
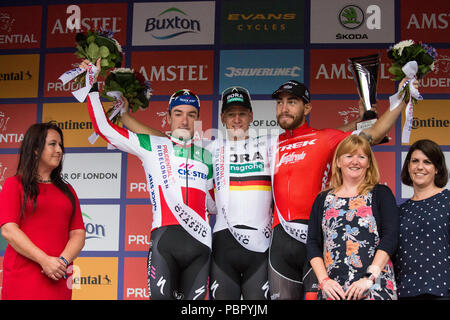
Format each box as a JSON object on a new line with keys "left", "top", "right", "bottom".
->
{"left": 318, "top": 191, "right": 397, "bottom": 300}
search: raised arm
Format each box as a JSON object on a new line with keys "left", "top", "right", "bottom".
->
{"left": 121, "top": 105, "right": 166, "bottom": 137}
{"left": 361, "top": 78, "right": 416, "bottom": 144}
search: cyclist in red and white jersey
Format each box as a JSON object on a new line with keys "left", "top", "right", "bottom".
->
{"left": 80, "top": 60, "right": 214, "bottom": 300}
{"left": 269, "top": 79, "right": 413, "bottom": 300}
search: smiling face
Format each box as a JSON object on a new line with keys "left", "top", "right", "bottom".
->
{"left": 275, "top": 92, "right": 311, "bottom": 130}
{"left": 337, "top": 147, "right": 370, "bottom": 183}
{"left": 408, "top": 149, "right": 438, "bottom": 189}
{"left": 38, "top": 129, "right": 63, "bottom": 173}
{"left": 221, "top": 105, "right": 253, "bottom": 140}
{"left": 167, "top": 104, "right": 199, "bottom": 140}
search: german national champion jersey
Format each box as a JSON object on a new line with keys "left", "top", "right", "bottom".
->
{"left": 86, "top": 92, "right": 215, "bottom": 232}
{"left": 210, "top": 136, "right": 273, "bottom": 233}
{"left": 272, "top": 122, "right": 351, "bottom": 228}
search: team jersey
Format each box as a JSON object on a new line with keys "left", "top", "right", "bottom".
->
{"left": 272, "top": 122, "right": 351, "bottom": 228}
{"left": 210, "top": 136, "right": 273, "bottom": 233}
{"left": 86, "top": 91, "right": 215, "bottom": 232}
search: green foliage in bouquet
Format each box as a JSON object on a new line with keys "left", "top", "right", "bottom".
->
{"left": 387, "top": 40, "right": 437, "bottom": 81}
{"left": 74, "top": 30, "right": 123, "bottom": 85}
{"left": 101, "top": 68, "right": 152, "bottom": 124}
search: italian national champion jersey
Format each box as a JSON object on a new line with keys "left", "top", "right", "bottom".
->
{"left": 87, "top": 91, "right": 215, "bottom": 231}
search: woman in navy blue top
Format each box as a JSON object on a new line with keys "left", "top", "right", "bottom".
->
{"left": 396, "top": 139, "right": 449, "bottom": 300}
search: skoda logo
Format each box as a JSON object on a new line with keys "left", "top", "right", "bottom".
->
{"left": 338, "top": 5, "right": 364, "bottom": 29}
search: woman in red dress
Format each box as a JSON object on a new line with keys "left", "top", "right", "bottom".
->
{"left": 0, "top": 122, "right": 85, "bottom": 300}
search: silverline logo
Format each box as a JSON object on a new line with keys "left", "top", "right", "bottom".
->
{"left": 145, "top": 7, "right": 201, "bottom": 40}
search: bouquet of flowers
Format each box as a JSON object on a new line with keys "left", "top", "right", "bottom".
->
{"left": 58, "top": 29, "right": 123, "bottom": 103}
{"left": 100, "top": 68, "right": 153, "bottom": 125}
{"left": 387, "top": 40, "right": 437, "bottom": 103}
{"left": 386, "top": 40, "right": 438, "bottom": 144}
{"left": 73, "top": 29, "right": 123, "bottom": 85}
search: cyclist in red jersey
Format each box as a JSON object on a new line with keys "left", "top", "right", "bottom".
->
{"left": 268, "top": 79, "right": 415, "bottom": 300}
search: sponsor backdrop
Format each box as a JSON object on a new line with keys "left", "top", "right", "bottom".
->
{"left": 0, "top": 0, "right": 449, "bottom": 300}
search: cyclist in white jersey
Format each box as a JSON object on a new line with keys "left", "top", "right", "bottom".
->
{"left": 120, "top": 86, "right": 274, "bottom": 300}
{"left": 208, "top": 87, "right": 273, "bottom": 300}
{"left": 80, "top": 60, "right": 215, "bottom": 300}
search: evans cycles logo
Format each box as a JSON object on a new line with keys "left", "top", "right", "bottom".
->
{"left": 145, "top": 7, "right": 200, "bottom": 40}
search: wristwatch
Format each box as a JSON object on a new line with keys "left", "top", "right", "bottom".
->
{"left": 363, "top": 272, "right": 376, "bottom": 283}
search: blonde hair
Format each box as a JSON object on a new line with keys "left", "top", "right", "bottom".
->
{"left": 330, "top": 135, "right": 380, "bottom": 195}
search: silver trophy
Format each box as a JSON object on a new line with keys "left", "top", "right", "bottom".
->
{"left": 348, "top": 54, "right": 388, "bottom": 143}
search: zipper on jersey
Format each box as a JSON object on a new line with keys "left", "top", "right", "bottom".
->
{"left": 185, "top": 142, "right": 190, "bottom": 205}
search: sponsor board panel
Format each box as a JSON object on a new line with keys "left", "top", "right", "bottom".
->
{"left": 374, "top": 152, "right": 396, "bottom": 195}
{"left": 125, "top": 205, "right": 152, "bottom": 251}
{"left": 81, "top": 204, "right": 120, "bottom": 251}
{"left": 132, "top": 50, "right": 214, "bottom": 95}
{"left": 0, "top": 6, "right": 42, "bottom": 49}
{"left": 401, "top": 0, "right": 450, "bottom": 43}
{"left": 217, "top": 99, "right": 281, "bottom": 138}
{"left": 123, "top": 257, "right": 148, "bottom": 300}
{"left": 71, "top": 257, "right": 118, "bottom": 300}
{"left": 310, "top": 49, "right": 395, "bottom": 95}
{"left": 401, "top": 100, "right": 450, "bottom": 146}
{"left": 44, "top": 53, "right": 109, "bottom": 98}
{"left": 46, "top": 3, "right": 127, "bottom": 48}
{"left": 401, "top": 151, "right": 450, "bottom": 199}
{"left": 132, "top": 1, "right": 215, "bottom": 46}
{"left": 0, "top": 54, "right": 39, "bottom": 98}
{"left": 0, "top": 104, "right": 37, "bottom": 148}
{"left": 42, "top": 102, "right": 115, "bottom": 148}
{"left": 61, "top": 152, "right": 122, "bottom": 199}
{"left": 0, "top": 154, "right": 19, "bottom": 191}
{"left": 219, "top": 49, "right": 304, "bottom": 94}
{"left": 310, "top": 0, "right": 395, "bottom": 44}
{"left": 220, "top": 0, "right": 305, "bottom": 45}
{"left": 417, "top": 49, "right": 450, "bottom": 94}
{"left": 309, "top": 100, "right": 395, "bottom": 146}
{"left": 127, "top": 154, "right": 149, "bottom": 199}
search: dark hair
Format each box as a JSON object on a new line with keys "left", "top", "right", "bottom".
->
{"left": 401, "top": 139, "right": 448, "bottom": 188}
{"left": 16, "top": 121, "right": 75, "bottom": 217}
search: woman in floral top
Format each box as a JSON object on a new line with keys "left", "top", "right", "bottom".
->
{"left": 307, "top": 135, "right": 399, "bottom": 300}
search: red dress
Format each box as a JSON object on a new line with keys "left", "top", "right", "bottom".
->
{"left": 0, "top": 176, "right": 85, "bottom": 300}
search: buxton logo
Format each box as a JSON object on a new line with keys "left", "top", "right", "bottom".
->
{"left": 82, "top": 212, "right": 106, "bottom": 240}
{"left": 145, "top": 7, "right": 200, "bottom": 40}
{"left": 337, "top": 4, "right": 381, "bottom": 40}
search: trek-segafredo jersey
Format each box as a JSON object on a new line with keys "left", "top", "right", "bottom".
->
{"left": 210, "top": 136, "right": 273, "bottom": 252}
{"left": 272, "top": 122, "right": 352, "bottom": 228}
{"left": 87, "top": 92, "right": 215, "bottom": 242}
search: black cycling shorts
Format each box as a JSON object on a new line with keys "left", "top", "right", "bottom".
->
{"left": 210, "top": 228, "right": 269, "bottom": 300}
{"left": 147, "top": 225, "right": 211, "bottom": 300}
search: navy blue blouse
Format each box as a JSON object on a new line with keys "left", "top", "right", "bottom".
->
{"left": 395, "top": 189, "right": 450, "bottom": 298}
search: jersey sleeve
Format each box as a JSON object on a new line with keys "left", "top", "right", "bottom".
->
{"left": 67, "top": 183, "right": 85, "bottom": 232}
{"left": 0, "top": 176, "right": 22, "bottom": 227}
{"left": 86, "top": 91, "right": 145, "bottom": 158}
{"left": 324, "top": 128, "right": 352, "bottom": 151}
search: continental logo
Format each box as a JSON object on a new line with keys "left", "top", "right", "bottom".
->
{"left": 227, "top": 12, "right": 296, "bottom": 31}
{"left": 56, "top": 119, "right": 93, "bottom": 130}
{"left": 412, "top": 117, "right": 449, "bottom": 129}
{"left": 0, "top": 70, "right": 32, "bottom": 81}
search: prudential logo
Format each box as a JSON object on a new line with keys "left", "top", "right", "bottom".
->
{"left": 145, "top": 7, "right": 200, "bottom": 40}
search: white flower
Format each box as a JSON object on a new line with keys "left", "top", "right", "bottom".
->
{"left": 112, "top": 68, "right": 134, "bottom": 74}
{"left": 430, "top": 62, "right": 435, "bottom": 71}
{"left": 393, "top": 39, "right": 414, "bottom": 56}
